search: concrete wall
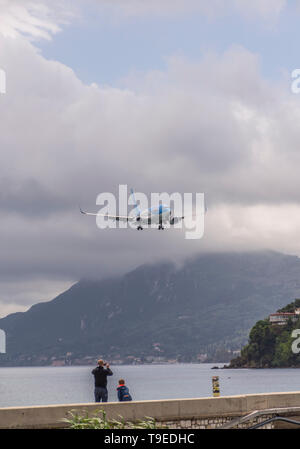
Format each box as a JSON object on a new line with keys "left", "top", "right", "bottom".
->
{"left": 1, "top": 391, "right": 300, "bottom": 429}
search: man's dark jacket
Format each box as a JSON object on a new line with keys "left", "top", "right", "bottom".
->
{"left": 92, "top": 366, "right": 113, "bottom": 388}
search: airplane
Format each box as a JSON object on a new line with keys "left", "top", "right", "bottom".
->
{"left": 80, "top": 189, "right": 185, "bottom": 231}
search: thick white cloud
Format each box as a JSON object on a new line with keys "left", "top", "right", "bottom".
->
{"left": 0, "top": 0, "right": 74, "bottom": 40}
{"left": 0, "top": 0, "right": 300, "bottom": 316}
{"left": 1, "top": 34, "right": 300, "bottom": 314}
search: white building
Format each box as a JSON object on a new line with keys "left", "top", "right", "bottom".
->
{"left": 269, "top": 312, "right": 298, "bottom": 325}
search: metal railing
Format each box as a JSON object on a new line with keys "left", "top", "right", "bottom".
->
{"left": 249, "top": 416, "right": 300, "bottom": 429}
{"left": 221, "top": 406, "right": 300, "bottom": 429}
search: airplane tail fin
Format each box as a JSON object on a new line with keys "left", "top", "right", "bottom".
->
{"left": 130, "top": 188, "right": 141, "bottom": 216}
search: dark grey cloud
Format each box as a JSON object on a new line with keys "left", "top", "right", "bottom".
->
{"left": 0, "top": 178, "right": 72, "bottom": 217}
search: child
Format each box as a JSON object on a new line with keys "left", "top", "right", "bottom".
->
{"left": 117, "top": 379, "right": 132, "bottom": 402}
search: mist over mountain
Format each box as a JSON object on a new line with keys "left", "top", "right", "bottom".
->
{"left": 1, "top": 251, "right": 300, "bottom": 366}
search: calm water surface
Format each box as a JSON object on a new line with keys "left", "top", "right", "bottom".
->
{"left": 0, "top": 363, "right": 300, "bottom": 408}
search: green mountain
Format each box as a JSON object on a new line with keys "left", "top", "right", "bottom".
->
{"left": 2, "top": 251, "right": 300, "bottom": 366}
{"left": 229, "top": 298, "right": 300, "bottom": 368}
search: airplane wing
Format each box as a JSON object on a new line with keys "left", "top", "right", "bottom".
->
{"left": 171, "top": 203, "right": 208, "bottom": 224}
{"left": 79, "top": 207, "right": 135, "bottom": 222}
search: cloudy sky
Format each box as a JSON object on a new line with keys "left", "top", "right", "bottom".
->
{"left": 1, "top": 0, "right": 300, "bottom": 316}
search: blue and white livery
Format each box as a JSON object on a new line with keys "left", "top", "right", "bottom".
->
{"left": 80, "top": 189, "right": 184, "bottom": 231}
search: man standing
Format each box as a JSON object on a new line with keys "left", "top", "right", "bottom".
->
{"left": 92, "top": 359, "right": 113, "bottom": 402}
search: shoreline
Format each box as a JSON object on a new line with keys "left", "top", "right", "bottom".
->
{"left": 1, "top": 362, "right": 300, "bottom": 369}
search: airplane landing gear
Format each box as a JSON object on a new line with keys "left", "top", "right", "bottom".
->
{"left": 158, "top": 224, "right": 164, "bottom": 230}
{"left": 137, "top": 226, "right": 143, "bottom": 231}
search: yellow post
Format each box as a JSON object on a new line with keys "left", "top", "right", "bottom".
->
{"left": 212, "top": 376, "right": 220, "bottom": 397}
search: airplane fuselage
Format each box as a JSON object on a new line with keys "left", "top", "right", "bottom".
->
{"left": 133, "top": 204, "right": 175, "bottom": 230}
{"left": 137, "top": 205, "right": 170, "bottom": 225}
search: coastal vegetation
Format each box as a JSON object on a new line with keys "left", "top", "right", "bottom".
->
{"left": 63, "top": 410, "right": 164, "bottom": 429}
{"left": 229, "top": 299, "right": 300, "bottom": 368}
